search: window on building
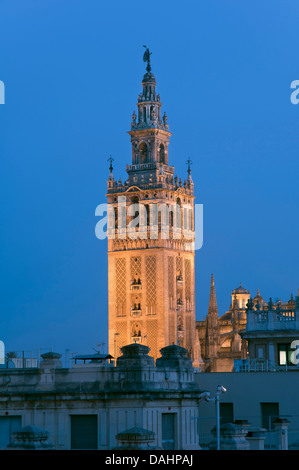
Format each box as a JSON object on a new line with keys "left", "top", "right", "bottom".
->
{"left": 256, "top": 344, "right": 265, "bottom": 359}
{"left": 278, "top": 344, "right": 294, "bottom": 366}
{"left": 220, "top": 403, "right": 234, "bottom": 424}
{"left": 159, "top": 144, "right": 165, "bottom": 163}
{"left": 176, "top": 198, "right": 181, "bottom": 229}
{"left": 183, "top": 206, "right": 192, "bottom": 232}
{"left": 260, "top": 403, "right": 279, "bottom": 430}
{"left": 169, "top": 206, "right": 174, "bottom": 227}
{"left": 139, "top": 142, "right": 148, "bottom": 163}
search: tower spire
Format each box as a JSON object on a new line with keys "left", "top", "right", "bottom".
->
{"left": 208, "top": 273, "right": 218, "bottom": 317}
{"left": 126, "top": 51, "right": 176, "bottom": 188}
{"left": 205, "top": 274, "right": 220, "bottom": 368}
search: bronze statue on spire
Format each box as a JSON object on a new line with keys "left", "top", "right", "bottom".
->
{"left": 143, "top": 45, "right": 152, "bottom": 72}
{"left": 186, "top": 158, "right": 192, "bottom": 176}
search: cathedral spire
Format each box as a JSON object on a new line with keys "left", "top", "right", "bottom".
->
{"left": 208, "top": 274, "right": 218, "bottom": 317}
{"left": 205, "top": 274, "right": 220, "bottom": 367}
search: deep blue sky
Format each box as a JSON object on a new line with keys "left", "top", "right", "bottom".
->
{"left": 0, "top": 0, "right": 299, "bottom": 357}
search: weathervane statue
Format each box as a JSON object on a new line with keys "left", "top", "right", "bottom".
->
{"left": 186, "top": 158, "right": 192, "bottom": 176}
{"left": 143, "top": 45, "right": 152, "bottom": 72}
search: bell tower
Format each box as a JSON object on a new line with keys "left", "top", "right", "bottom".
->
{"left": 106, "top": 50, "right": 200, "bottom": 365}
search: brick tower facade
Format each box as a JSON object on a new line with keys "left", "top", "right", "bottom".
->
{"left": 106, "top": 52, "right": 200, "bottom": 364}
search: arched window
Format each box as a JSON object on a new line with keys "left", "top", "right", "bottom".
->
{"left": 114, "top": 206, "right": 118, "bottom": 229}
{"left": 170, "top": 210, "right": 174, "bottom": 227}
{"left": 139, "top": 143, "right": 148, "bottom": 163}
{"left": 130, "top": 196, "right": 139, "bottom": 228}
{"left": 176, "top": 198, "right": 182, "bottom": 229}
{"left": 132, "top": 324, "right": 141, "bottom": 338}
{"left": 159, "top": 144, "right": 165, "bottom": 163}
{"left": 144, "top": 204, "right": 149, "bottom": 227}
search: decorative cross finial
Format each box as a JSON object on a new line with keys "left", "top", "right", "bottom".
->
{"left": 143, "top": 45, "right": 152, "bottom": 72}
{"left": 186, "top": 158, "right": 192, "bottom": 175}
{"left": 108, "top": 155, "right": 114, "bottom": 173}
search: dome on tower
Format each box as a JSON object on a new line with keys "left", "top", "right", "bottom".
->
{"left": 253, "top": 289, "right": 263, "bottom": 303}
{"left": 142, "top": 71, "right": 156, "bottom": 84}
{"left": 232, "top": 283, "right": 249, "bottom": 295}
{"left": 287, "top": 293, "right": 295, "bottom": 306}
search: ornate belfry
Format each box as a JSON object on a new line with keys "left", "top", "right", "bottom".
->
{"left": 106, "top": 49, "right": 201, "bottom": 365}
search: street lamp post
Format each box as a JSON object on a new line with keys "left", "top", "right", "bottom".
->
{"left": 204, "top": 385, "right": 227, "bottom": 450}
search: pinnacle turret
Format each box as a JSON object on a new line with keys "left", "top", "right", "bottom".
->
{"left": 205, "top": 274, "right": 220, "bottom": 364}
{"left": 208, "top": 274, "right": 219, "bottom": 317}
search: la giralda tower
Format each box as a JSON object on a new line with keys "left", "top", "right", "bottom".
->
{"left": 106, "top": 49, "right": 200, "bottom": 366}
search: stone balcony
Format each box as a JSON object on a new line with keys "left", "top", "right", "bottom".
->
{"left": 131, "top": 308, "right": 142, "bottom": 317}
{"left": 131, "top": 283, "right": 142, "bottom": 292}
{"left": 131, "top": 336, "right": 142, "bottom": 343}
{"left": 130, "top": 120, "right": 169, "bottom": 132}
{"left": 246, "top": 309, "right": 299, "bottom": 332}
{"left": 177, "top": 328, "right": 184, "bottom": 339}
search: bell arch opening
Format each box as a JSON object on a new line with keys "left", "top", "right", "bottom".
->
{"left": 139, "top": 142, "right": 148, "bottom": 164}
{"left": 159, "top": 144, "right": 165, "bottom": 163}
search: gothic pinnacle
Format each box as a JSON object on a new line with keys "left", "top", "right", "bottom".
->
{"left": 208, "top": 273, "right": 218, "bottom": 317}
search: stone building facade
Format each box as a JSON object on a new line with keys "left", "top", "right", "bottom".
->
{"left": 196, "top": 276, "right": 249, "bottom": 372}
{"left": 106, "top": 57, "right": 200, "bottom": 365}
{"left": 195, "top": 370, "right": 299, "bottom": 449}
{"left": 240, "top": 291, "right": 299, "bottom": 370}
{"left": 196, "top": 275, "right": 299, "bottom": 372}
{"left": 0, "top": 344, "right": 202, "bottom": 450}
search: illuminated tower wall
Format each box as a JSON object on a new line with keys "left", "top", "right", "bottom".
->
{"left": 106, "top": 60, "right": 199, "bottom": 364}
